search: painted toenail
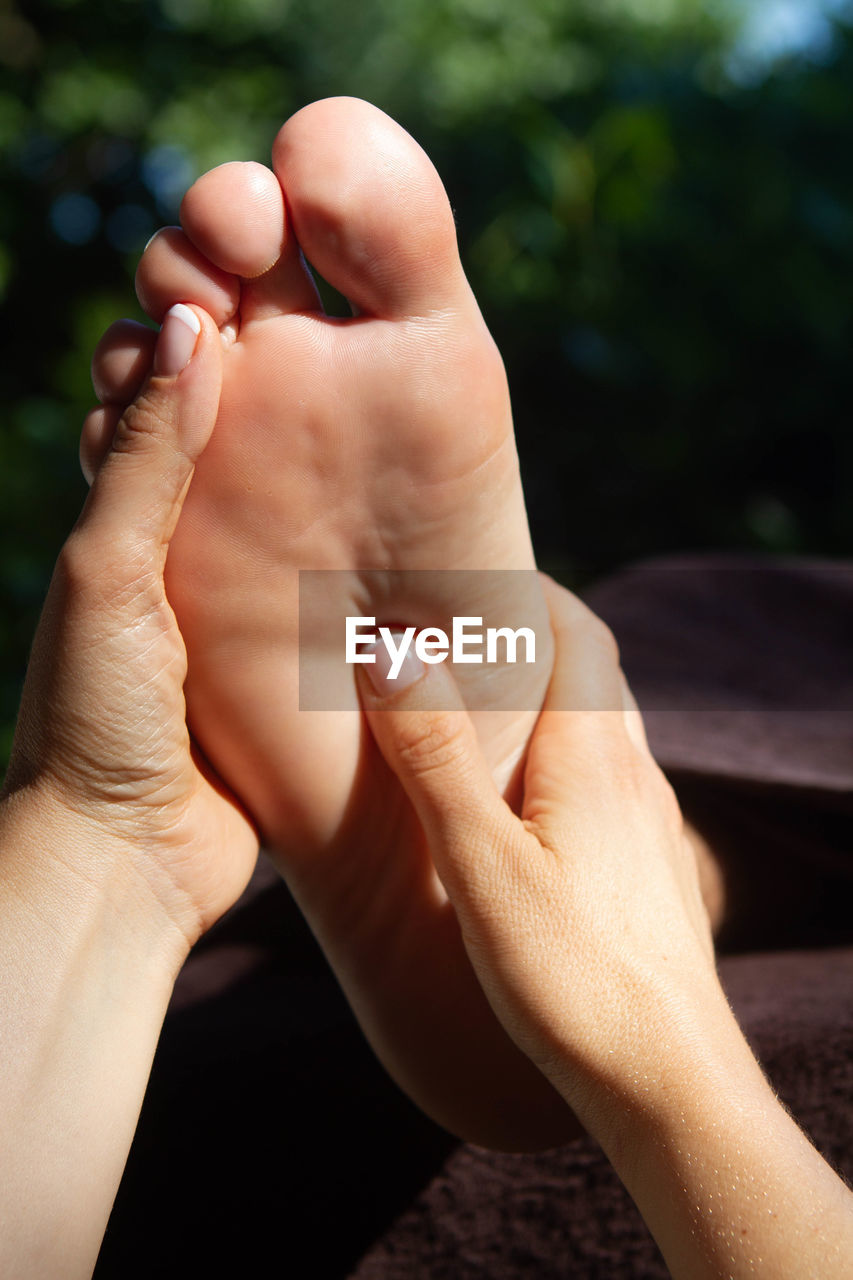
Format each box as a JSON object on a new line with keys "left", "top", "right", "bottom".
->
{"left": 154, "top": 303, "right": 201, "bottom": 377}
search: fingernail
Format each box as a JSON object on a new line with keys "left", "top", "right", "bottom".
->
{"left": 364, "top": 639, "right": 425, "bottom": 696}
{"left": 143, "top": 228, "right": 164, "bottom": 253}
{"left": 154, "top": 304, "right": 201, "bottom": 377}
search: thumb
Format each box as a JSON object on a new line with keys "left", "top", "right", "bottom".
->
{"left": 357, "top": 647, "right": 515, "bottom": 890}
{"left": 78, "top": 303, "right": 222, "bottom": 555}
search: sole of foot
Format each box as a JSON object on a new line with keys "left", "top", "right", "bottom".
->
{"left": 82, "top": 98, "right": 615, "bottom": 1150}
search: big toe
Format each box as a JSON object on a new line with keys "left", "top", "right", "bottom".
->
{"left": 272, "top": 97, "right": 469, "bottom": 319}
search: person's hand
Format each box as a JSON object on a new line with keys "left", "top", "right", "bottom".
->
{"left": 0, "top": 304, "right": 260, "bottom": 1278}
{"left": 359, "top": 579, "right": 853, "bottom": 1279}
{"left": 2, "top": 303, "right": 258, "bottom": 960}
{"left": 358, "top": 576, "right": 720, "bottom": 1130}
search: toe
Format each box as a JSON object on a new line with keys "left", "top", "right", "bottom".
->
{"left": 180, "top": 160, "right": 320, "bottom": 319}
{"left": 136, "top": 227, "right": 241, "bottom": 327}
{"left": 91, "top": 319, "right": 156, "bottom": 404}
{"left": 181, "top": 162, "right": 285, "bottom": 278}
{"left": 272, "top": 97, "right": 467, "bottom": 319}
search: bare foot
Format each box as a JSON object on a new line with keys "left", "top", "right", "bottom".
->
{"left": 86, "top": 96, "right": 551, "bottom": 836}
{"left": 84, "top": 97, "right": 564, "bottom": 1148}
{"left": 82, "top": 98, "right": 712, "bottom": 1148}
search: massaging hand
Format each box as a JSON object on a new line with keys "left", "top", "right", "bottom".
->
{"left": 0, "top": 304, "right": 259, "bottom": 1280}
{"left": 360, "top": 579, "right": 717, "bottom": 1119}
{"left": 360, "top": 578, "right": 853, "bottom": 1280}
{"left": 3, "top": 302, "right": 257, "bottom": 952}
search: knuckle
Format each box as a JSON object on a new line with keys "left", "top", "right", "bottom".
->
{"left": 395, "top": 711, "right": 471, "bottom": 782}
{"left": 111, "top": 392, "right": 174, "bottom": 456}
{"left": 57, "top": 526, "right": 158, "bottom": 615}
{"left": 56, "top": 530, "right": 96, "bottom": 596}
{"left": 656, "top": 771, "right": 685, "bottom": 833}
{"left": 629, "top": 752, "right": 684, "bottom": 831}
{"left": 549, "top": 582, "right": 619, "bottom": 659}
{"left": 583, "top": 614, "right": 620, "bottom": 665}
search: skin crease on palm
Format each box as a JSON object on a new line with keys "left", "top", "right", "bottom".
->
{"left": 82, "top": 96, "right": 724, "bottom": 1149}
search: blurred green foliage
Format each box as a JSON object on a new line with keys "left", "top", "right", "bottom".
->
{"left": 2, "top": 0, "right": 853, "bottom": 764}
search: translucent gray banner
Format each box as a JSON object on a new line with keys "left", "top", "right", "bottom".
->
{"left": 298, "top": 569, "right": 556, "bottom": 711}
{"left": 298, "top": 564, "right": 853, "bottom": 713}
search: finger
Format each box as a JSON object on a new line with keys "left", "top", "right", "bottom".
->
{"left": 80, "top": 403, "right": 122, "bottom": 485}
{"left": 357, "top": 646, "right": 518, "bottom": 895}
{"left": 539, "top": 575, "right": 625, "bottom": 714}
{"left": 76, "top": 303, "right": 222, "bottom": 559}
{"left": 90, "top": 318, "right": 157, "bottom": 405}
{"left": 538, "top": 577, "right": 651, "bottom": 754}
{"left": 522, "top": 578, "right": 635, "bottom": 825}
{"left": 620, "top": 670, "right": 652, "bottom": 755}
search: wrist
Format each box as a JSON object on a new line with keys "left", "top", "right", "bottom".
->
{"left": 544, "top": 964, "right": 761, "bottom": 1157}
{"left": 574, "top": 987, "right": 853, "bottom": 1280}
{"left": 603, "top": 1008, "right": 767, "bottom": 1170}
{"left": 0, "top": 781, "right": 193, "bottom": 990}
{"left": 0, "top": 783, "right": 191, "bottom": 1278}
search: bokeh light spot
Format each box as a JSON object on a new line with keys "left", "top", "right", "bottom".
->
{"left": 49, "top": 193, "right": 101, "bottom": 245}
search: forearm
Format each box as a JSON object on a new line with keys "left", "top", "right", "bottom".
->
{"left": 574, "top": 991, "right": 853, "bottom": 1279}
{"left": 0, "top": 789, "right": 189, "bottom": 1280}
